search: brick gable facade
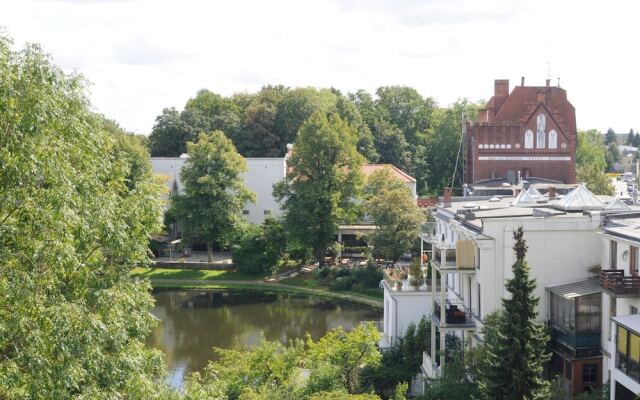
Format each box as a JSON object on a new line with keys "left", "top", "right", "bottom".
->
{"left": 465, "top": 79, "right": 577, "bottom": 184}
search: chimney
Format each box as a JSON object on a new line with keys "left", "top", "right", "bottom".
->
{"left": 443, "top": 187, "right": 452, "bottom": 207}
{"left": 546, "top": 79, "right": 550, "bottom": 87}
{"left": 493, "top": 79, "right": 510, "bottom": 113}
{"left": 548, "top": 186, "right": 556, "bottom": 200}
{"left": 521, "top": 76, "right": 525, "bottom": 86}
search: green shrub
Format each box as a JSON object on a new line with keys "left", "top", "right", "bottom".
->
{"left": 232, "top": 218, "right": 286, "bottom": 274}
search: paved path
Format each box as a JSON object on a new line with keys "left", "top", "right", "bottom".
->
{"left": 149, "top": 278, "right": 383, "bottom": 308}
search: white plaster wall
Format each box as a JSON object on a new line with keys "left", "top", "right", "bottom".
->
{"left": 383, "top": 286, "right": 432, "bottom": 345}
{"left": 481, "top": 217, "right": 602, "bottom": 322}
{"left": 151, "top": 157, "right": 286, "bottom": 225}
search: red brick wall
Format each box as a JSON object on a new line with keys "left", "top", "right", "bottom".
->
{"left": 465, "top": 104, "right": 576, "bottom": 184}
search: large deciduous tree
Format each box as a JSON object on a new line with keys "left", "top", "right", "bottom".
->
{"left": 478, "top": 227, "right": 550, "bottom": 400}
{"left": 171, "top": 131, "right": 255, "bottom": 262}
{"left": 148, "top": 107, "right": 195, "bottom": 156}
{"left": 364, "top": 169, "right": 425, "bottom": 264}
{"left": 0, "top": 35, "right": 169, "bottom": 399}
{"left": 274, "top": 112, "right": 364, "bottom": 267}
{"left": 575, "top": 129, "right": 613, "bottom": 194}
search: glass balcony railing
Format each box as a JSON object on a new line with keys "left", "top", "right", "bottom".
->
{"left": 382, "top": 268, "right": 435, "bottom": 292}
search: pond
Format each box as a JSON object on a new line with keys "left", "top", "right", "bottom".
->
{"left": 147, "top": 289, "right": 382, "bottom": 388}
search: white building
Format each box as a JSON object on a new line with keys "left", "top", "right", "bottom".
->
{"left": 416, "top": 185, "right": 637, "bottom": 395}
{"left": 151, "top": 156, "right": 288, "bottom": 225}
{"left": 599, "top": 213, "right": 640, "bottom": 399}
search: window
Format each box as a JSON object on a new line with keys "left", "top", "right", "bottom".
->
{"left": 632, "top": 306, "right": 639, "bottom": 315}
{"left": 564, "top": 359, "right": 572, "bottom": 380}
{"left": 631, "top": 246, "right": 639, "bottom": 276}
{"left": 263, "top": 210, "right": 271, "bottom": 215}
{"left": 616, "top": 325, "right": 640, "bottom": 383}
{"left": 242, "top": 210, "right": 249, "bottom": 215}
{"left": 582, "top": 364, "right": 597, "bottom": 386}
{"left": 475, "top": 247, "right": 480, "bottom": 270}
{"left": 576, "top": 293, "right": 601, "bottom": 334}
{"left": 611, "top": 241, "right": 618, "bottom": 268}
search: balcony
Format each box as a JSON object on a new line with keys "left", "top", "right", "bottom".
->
{"left": 382, "top": 269, "right": 434, "bottom": 292}
{"left": 432, "top": 299, "right": 476, "bottom": 329}
{"left": 432, "top": 249, "right": 475, "bottom": 274}
{"left": 600, "top": 269, "right": 640, "bottom": 297}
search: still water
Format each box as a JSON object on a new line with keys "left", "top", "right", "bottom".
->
{"left": 147, "top": 289, "right": 381, "bottom": 388}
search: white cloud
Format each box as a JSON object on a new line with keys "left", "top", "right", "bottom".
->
{"left": 1, "top": 0, "right": 639, "bottom": 134}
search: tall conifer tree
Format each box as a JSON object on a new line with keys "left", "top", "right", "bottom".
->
{"left": 479, "top": 227, "right": 550, "bottom": 400}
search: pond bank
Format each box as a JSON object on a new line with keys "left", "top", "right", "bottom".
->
{"left": 133, "top": 268, "right": 383, "bottom": 309}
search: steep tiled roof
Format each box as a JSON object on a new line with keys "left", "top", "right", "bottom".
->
{"left": 362, "top": 164, "right": 416, "bottom": 183}
{"left": 486, "top": 86, "right": 576, "bottom": 134}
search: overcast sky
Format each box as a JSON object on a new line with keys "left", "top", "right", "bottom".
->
{"left": 2, "top": 0, "right": 638, "bottom": 135}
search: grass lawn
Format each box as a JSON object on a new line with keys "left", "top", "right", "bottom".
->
{"left": 130, "top": 267, "right": 267, "bottom": 281}
{"left": 280, "top": 270, "right": 383, "bottom": 300}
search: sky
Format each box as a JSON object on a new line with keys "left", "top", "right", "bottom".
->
{"left": 1, "top": 0, "right": 638, "bottom": 135}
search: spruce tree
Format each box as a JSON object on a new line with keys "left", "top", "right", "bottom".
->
{"left": 479, "top": 227, "right": 550, "bottom": 400}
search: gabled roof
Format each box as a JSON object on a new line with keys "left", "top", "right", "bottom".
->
{"left": 362, "top": 164, "right": 416, "bottom": 183}
{"left": 606, "top": 198, "right": 632, "bottom": 211}
{"left": 554, "top": 184, "right": 605, "bottom": 211}
{"left": 484, "top": 85, "right": 576, "bottom": 134}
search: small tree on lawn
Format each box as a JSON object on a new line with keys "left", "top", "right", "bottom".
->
{"left": 274, "top": 112, "right": 365, "bottom": 268}
{"left": 172, "top": 131, "right": 255, "bottom": 262}
{"left": 364, "top": 169, "right": 425, "bottom": 266}
{"left": 479, "top": 227, "right": 550, "bottom": 400}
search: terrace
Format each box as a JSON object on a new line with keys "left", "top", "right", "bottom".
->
{"left": 382, "top": 268, "right": 434, "bottom": 292}
{"left": 432, "top": 298, "right": 476, "bottom": 329}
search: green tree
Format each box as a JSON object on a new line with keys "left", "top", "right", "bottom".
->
{"left": 627, "top": 129, "right": 635, "bottom": 145}
{"left": 306, "top": 324, "right": 381, "bottom": 394}
{"left": 274, "top": 87, "right": 338, "bottom": 154}
{"left": 149, "top": 107, "right": 195, "bottom": 156}
{"left": 478, "top": 227, "right": 550, "bottom": 400}
{"left": 605, "top": 127, "right": 617, "bottom": 145}
{"left": 633, "top": 133, "right": 640, "bottom": 148}
{"left": 171, "top": 131, "right": 255, "bottom": 261}
{"left": 605, "top": 142, "right": 621, "bottom": 171}
{"left": 182, "top": 89, "right": 241, "bottom": 138}
{"left": 274, "top": 112, "right": 364, "bottom": 267}
{"left": 0, "top": 35, "right": 170, "bottom": 399}
{"left": 233, "top": 218, "right": 287, "bottom": 275}
{"left": 364, "top": 169, "right": 425, "bottom": 264}
{"left": 576, "top": 130, "right": 613, "bottom": 194}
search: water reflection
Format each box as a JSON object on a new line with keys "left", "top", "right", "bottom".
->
{"left": 147, "top": 289, "right": 381, "bottom": 388}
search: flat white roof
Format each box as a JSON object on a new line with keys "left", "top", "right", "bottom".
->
{"left": 613, "top": 314, "right": 640, "bottom": 334}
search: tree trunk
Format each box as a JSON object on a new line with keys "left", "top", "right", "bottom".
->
{"left": 315, "top": 246, "right": 325, "bottom": 268}
{"left": 207, "top": 242, "right": 213, "bottom": 263}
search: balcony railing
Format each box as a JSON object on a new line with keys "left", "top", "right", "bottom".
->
{"left": 382, "top": 269, "right": 434, "bottom": 292}
{"left": 600, "top": 269, "right": 640, "bottom": 296}
{"left": 432, "top": 299, "right": 476, "bottom": 328}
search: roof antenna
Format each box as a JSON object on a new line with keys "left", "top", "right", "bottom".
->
{"left": 557, "top": 77, "right": 561, "bottom": 88}
{"left": 546, "top": 61, "right": 552, "bottom": 81}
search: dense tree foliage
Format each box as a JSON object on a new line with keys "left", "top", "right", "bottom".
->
{"left": 0, "top": 35, "right": 170, "bottom": 399}
{"left": 149, "top": 84, "right": 481, "bottom": 195}
{"left": 604, "top": 127, "right": 617, "bottom": 145}
{"left": 576, "top": 129, "right": 614, "bottom": 195}
{"left": 274, "top": 112, "right": 364, "bottom": 267}
{"left": 364, "top": 169, "right": 425, "bottom": 263}
{"left": 170, "top": 131, "right": 255, "bottom": 261}
{"left": 232, "top": 217, "right": 287, "bottom": 274}
{"left": 183, "top": 324, "right": 381, "bottom": 399}
{"left": 478, "top": 227, "right": 550, "bottom": 400}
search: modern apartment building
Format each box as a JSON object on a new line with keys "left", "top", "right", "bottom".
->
{"left": 599, "top": 213, "right": 640, "bottom": 399}
{"left": 417, "top": 184, "right": 635, "bottom": 395}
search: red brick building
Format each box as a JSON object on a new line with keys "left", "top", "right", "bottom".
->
{"left": 465, "top": 78, "right": 577, "bottom": 185}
